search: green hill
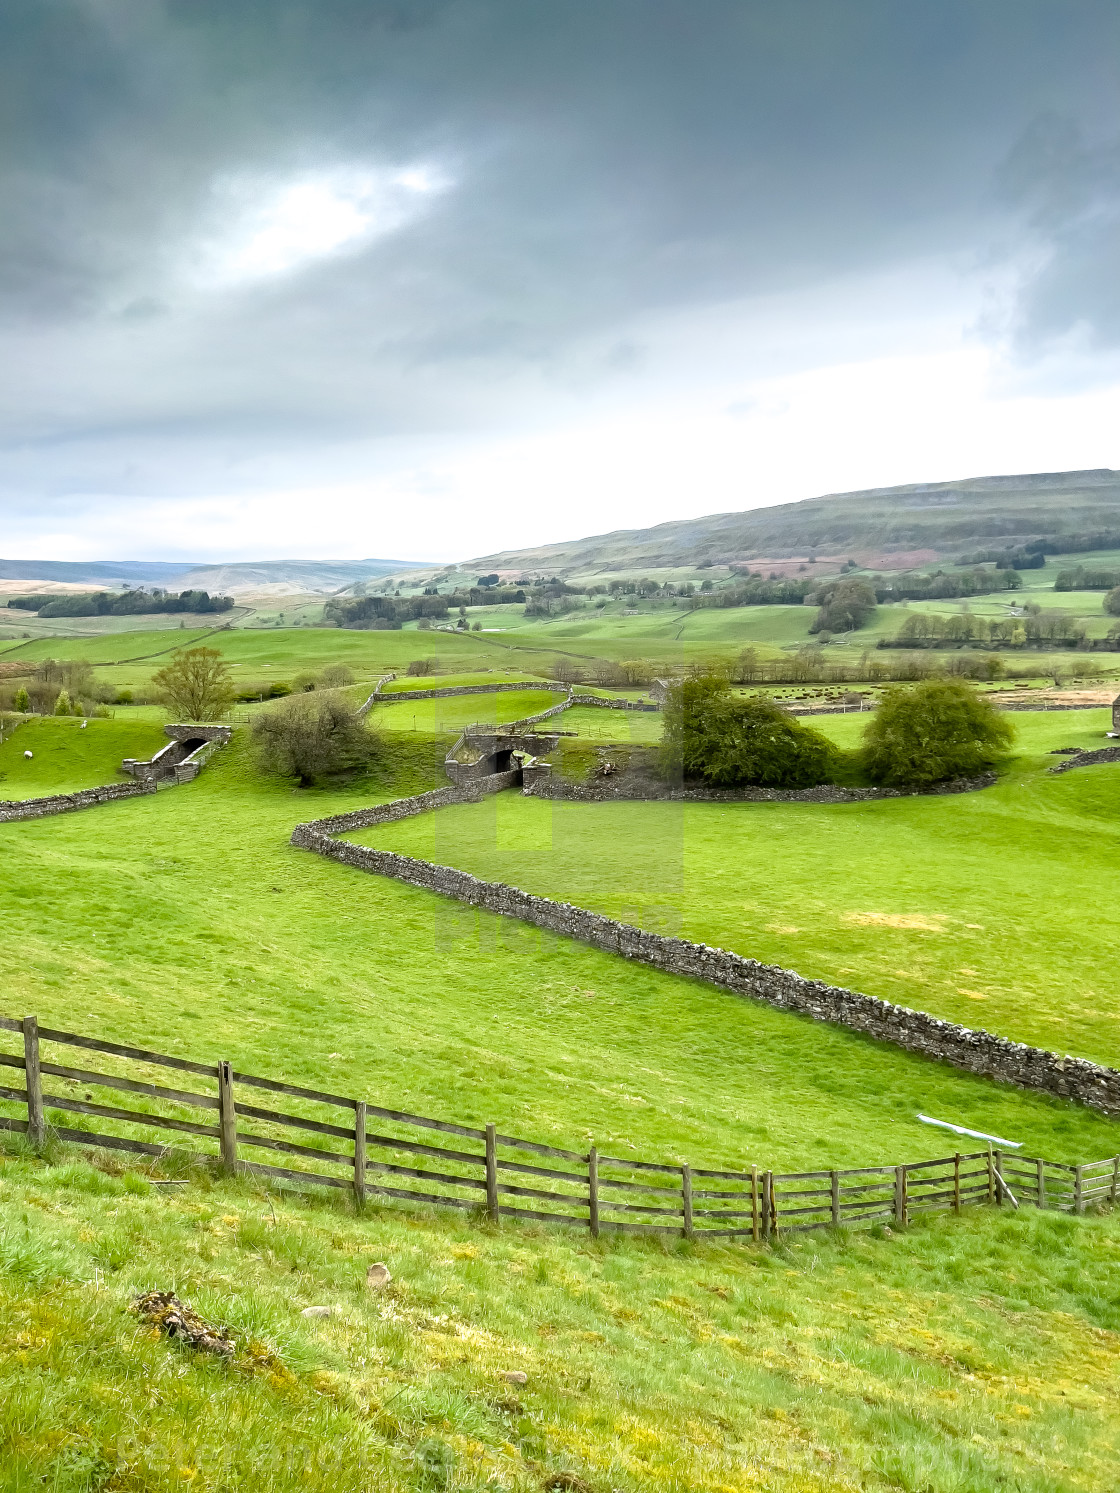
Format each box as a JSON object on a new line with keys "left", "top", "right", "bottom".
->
{"left": 4, "top": 1146, "right": 1120, "bottom": 1493}
{"left": 467, "top": 469, "right": 1120, "bottom": 575}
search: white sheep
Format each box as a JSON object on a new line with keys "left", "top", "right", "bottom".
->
{"left": 24, "top": 750, "right": 33, "bottom": 759}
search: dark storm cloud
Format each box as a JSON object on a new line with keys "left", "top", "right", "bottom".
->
{"left": 1, "top": 0, "right": 1119, "bottom": 534}
{"left": 996, "top": 113, "right": 1120, "bottom": 353}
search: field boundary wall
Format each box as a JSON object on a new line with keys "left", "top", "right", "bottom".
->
{"left": 3, "top": 1011, "right": 1115, "bottom": 1240}
{"left": 0, "top": 781, "right": 156, "bottom": 822}
{"left": 523, "top": 772, "right": 997, "bottom": 805}
{"left": 1048, "top": 746, "right": 1120, "bottom": 774}
{"left": 291, "top": 779, "right": 1120, "bottom": 1119}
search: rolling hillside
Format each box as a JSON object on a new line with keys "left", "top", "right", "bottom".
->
{"left": 0, "top": 558, "right": 430, "bottom": 594}
{"left": 467, "top": 468, "right": 1120, "bottom": 576}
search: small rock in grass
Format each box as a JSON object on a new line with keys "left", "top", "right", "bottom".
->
{"left": 301, "top": 1305, "right": 333, "bottom": 1319}
{"left": 366, "top": 1262, "right": 392, "bottom": 1290}
{"left": 502, "top": 1370, "right": 528, "bottom": 1385}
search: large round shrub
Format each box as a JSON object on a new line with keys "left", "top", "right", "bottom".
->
{"left": 1103, "top": 585, "right": 1120, "bottom": 617}
{"left": 253, "top": 693, "right": 380, "bottom": 787}
{"left": 661, "top": 675, "right": 837, "bottom": 788}
{"left": 861, "top": 679, "right": 1014, "bottom": 786}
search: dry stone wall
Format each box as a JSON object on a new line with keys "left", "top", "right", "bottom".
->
{"left": 569, "top": 693, "right": 659, "bottom": 712}
{"left": 0, "top": 782, "right": 155, "bottom": 822}
{"left": 291, "top": 771, "right": 520, "bottom": 840}
{"left": 374, "top": 680, "right": 565, "bottom": 703}
{"left": 1048, "top": 746, "right": 1120, "bottom": 773}
{"left": 291, "top": 776, "right": 1120, "bottom": 1118}
{"left": 525, "top": 772, "right": 998, "bottom": 805}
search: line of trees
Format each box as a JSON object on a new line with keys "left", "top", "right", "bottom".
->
{"left": 957, "top": 545, "right": 1045, "bottom": 570}
{"left": 0, "top": 658, "right": 120, "bottom": 715}
{"left": 7, "top": 589, "right": 233, "bottom": 617}
{"left": 885, "top": 609, "right": 1120, "bottom": 650}
{"left": 323, "top": 594, "right": 456, "bottom": 629}
{"left": 1055, "top": 566, "right": 1120, "bottom": 591}
{"left": 869, "top": 567, "right": 1023, "bottom": 602}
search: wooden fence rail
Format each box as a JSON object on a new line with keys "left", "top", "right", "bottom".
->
{"left": 1, "top": 1014, "right": 1116, "bottom": 1237}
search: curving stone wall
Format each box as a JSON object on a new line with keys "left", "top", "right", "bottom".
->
{"left": 0, "top": 782, "right": 155, "bottom": 822}
{"left": 291, "top": 778, "right": 1120, "bottom": 1118}
{"left": 1048, "top": 746, "right": 1120, "bottom": 774}
{"left": 569, "top": 692, "right": 659, "bottom": 712}
{"left": 291, "top": 771, "right": 521, "bottom": 840}
{"left": 371, "top": 679, "right": 566, "bottom": 704}
{"left": 524, "top": 771, "right": 998, "bottom": 805}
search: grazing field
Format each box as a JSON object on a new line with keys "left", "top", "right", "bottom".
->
{"left": 0, "top": 716, "right": 166, "bottom": 798}
{"left": 555, "top": 705, "right": 664, "bottom": 742}
{"left": 377, "top": 670, "right": 552, "bottom": 692}
{"left": 0, "top": 627, "right": 568, "bottom": 697}
{"left": 2, "top": 725, "right": 1118, "bottom": 1172}
{"left": 364, "top": 709, "right": 1120, "bottom": 1066}
{"left": 4, "top": 665, "right": 1120, "bottom": 1492}
{"left": 4, "top": 1147, "right": 1120, "bottom": 1492}
{"left": 369, "top": 689, "right": 562, "bottom": 733}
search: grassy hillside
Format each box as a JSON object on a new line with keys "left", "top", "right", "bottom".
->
{"left": 0, "top": 716, "right": 167, "bottom": 798}
{"left": 2, "top": 724, "right": 1117, "bottom": 1173}
{"left": 363, "top": 709, "right": 1120, "bottom": 1068}
{"left": 0, "top": 628, "right": 570, "bottom": 698}
{"left": 370, "top": 691, "right": 561, "bottom": 733}
{"left": 468, "top": 468, "right": 1120, "bottom": 573}
{"left": 5, "top": 1144, "right": 1120, "bottom": 1492}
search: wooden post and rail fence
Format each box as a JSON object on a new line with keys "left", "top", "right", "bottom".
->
{"left": 2, "top": 1014, "right": 1118, "bottom": 1238}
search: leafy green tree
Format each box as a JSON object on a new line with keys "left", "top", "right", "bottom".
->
{"left": 152, "top": 647, "right": 235, "bottom": 721}
{"left": 660, "top": 674, "right": 836, "bottom": 788}
{"left": 1104, "top": 585, "right": 1120, "bottom": 617}
{"left": 252, "top": 693, "right": 380, "bottom": 788}
{"left": 861, "top": 679, "right": 1014, "bottom": 786}
{"left": 53, "top": 689, "right": 72, "bottom": 716}
{"left": 13, "top": 686, "right": 29, "bottom": 713}
{"left": 808, "top": 577, "right": 877, "bottom": 635}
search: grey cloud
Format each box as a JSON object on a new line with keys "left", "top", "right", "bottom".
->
{"left": 1, "top": 0, "right": 1119, "bottom": 533}
{"left": 997, "top": 113, "right": 1120, "bottom": 352}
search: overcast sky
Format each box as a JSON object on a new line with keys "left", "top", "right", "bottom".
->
{"left": 3, "top": 0, "right": 1120, "bottom": 563}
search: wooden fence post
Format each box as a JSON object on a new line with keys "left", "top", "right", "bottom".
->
{"left": 485, "top": 1123, "right": 499, "bottom": 1223}
{"left": 986, "top": 1147, "right": 995, "bottom": 1205}
{"left": 588, "top": 1145, "right": 600, "bottom": 1239}
{"left": 1111, "top": 1156, "right": 1119, "bottom": 1207}
{"left": 751, "top": 1165, "right": 759, "bottom": 1244}
{"left": 217, "top": 1061, "right": 238, "bottom": 1172}
{"left": 681, "top": 1164, "right": 694, "bottom": 1241}
{"left": 894, "top": 1165, "right": 906, "bottom": 1227}
{"left": 761, "top": 1171, "right": 771, "bottom": 1242}
{"left": 353, "top": 1100, "right": 367, "bottom": 1206}
{"left": 830, "top": 1170, "right": 840, "bottom": 1228}
{"left": 1074, "top": 1165, "right": 1085, "bottom": 1215}
{"left": 22, "top": 1016, "right": 44, "bottom": 1149}
{"left": 953, "top": 1153, "right": 961, "bottom": 1214}
{"left": 769, "top": 1172, "right": 779, "bottom": 1240}
{"left": 994, "top": 1149, "right": 1004, "bottom": 1206}
{"left": 1036, "top": 1158, "right": 1046, "bottom": 1210}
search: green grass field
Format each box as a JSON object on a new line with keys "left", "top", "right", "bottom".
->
{"left": 0, "top": 626, "right": 571, "bottom": 697}
{"left": 369, "top": 690, "right": 562, "bottom": 733}
{"left": 5, "top": 642, "right": 1120, "bottom": 1487}
{"left": 363, "top": 709, "right": 1120, "bottom": 1069}
{"left": 378, "top": 671, "right": 553, "bottom": 693}
{"left": 2, "top": 722, "right": 1118, "bottom": 1177}
{"left": 4, "top": 1144, "right": 1120, "bottom": 1492}
{"left": 0, "top": 716, "right": 167, "bottom": 799}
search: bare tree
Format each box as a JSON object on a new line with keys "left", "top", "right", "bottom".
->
{"left": 253, "top": 693, "right": 380, "bottom": 787}
{"left": 152, "top": 647, "right": 235, "bottom": 721}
